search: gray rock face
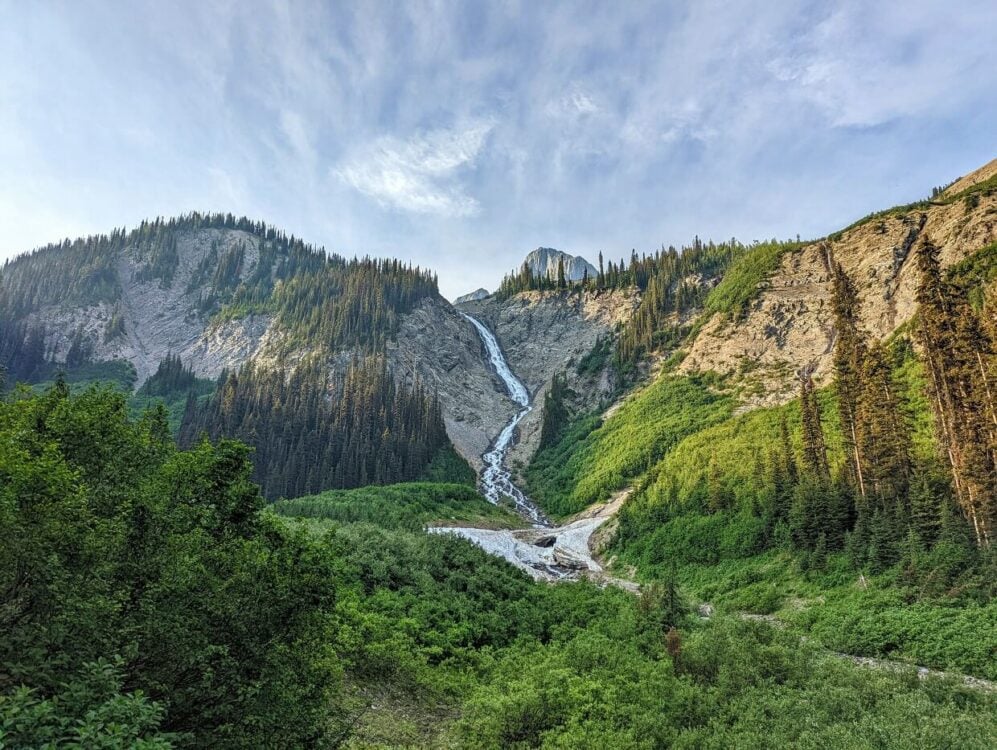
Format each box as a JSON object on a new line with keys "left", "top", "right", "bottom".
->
{"left": 386, "top": 296, "right": 517, "bottom": 470}
{"left": 8, "top": 224, "right": 638, "bottom": 482}
{"left": 453, "top": 288, "right": 490, "bottom": 304}
{"left": 461, "top": 289, "right": 639, "bottom": 472}
{"left": 521, "top": 247, "right": 597, "bottom": 283}
{"left": 21, "top": 228, "right": 279, "bottom": 383}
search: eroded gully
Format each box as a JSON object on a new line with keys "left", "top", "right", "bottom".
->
{"left": 429, "top": 313, "right": 629, "bottom": 584}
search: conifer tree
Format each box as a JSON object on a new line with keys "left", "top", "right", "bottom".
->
{"left": 855, "top": 341, "right": 912, "bottom": 507}
{"left": 915, "top": 239, "right": 996, "bottom": 547}
{"left": 829, "top": 258, "right": 867, "bottom": 496}
{"left": 798, "top": 366, "right": 829, "bottom": 479}
{"left": 539, "top": 373, "right": 570, "bottom": 449}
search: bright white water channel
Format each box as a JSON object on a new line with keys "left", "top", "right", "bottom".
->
{"left": 460, "top": 313, "right": 550, "bottom": 526}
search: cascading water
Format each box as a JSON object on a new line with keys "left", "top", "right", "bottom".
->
{"left": 461, "top": 313, "right": 550, "bottom": 527}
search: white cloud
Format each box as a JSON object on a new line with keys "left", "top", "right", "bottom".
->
{"left": 545, "top": 83, "right": 601, "bottom": 121}
{"left": 336, "top": 119, "right": 493, "bottom": 217}
{"left": 765, "top": 2, "right": 997, "bottom": 128}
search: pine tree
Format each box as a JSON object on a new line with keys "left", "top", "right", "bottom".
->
{"left": 909, "top": 471, "right": 943, "bottom": 546}
{"left": 855, "top": 341, "right": 912, "bottom": 507}
{"left": 539, "top": 373, "right": 570, "bottom": 449}
{"left": 915, "top": 239, "right": 996, "bottom": 546}
{"left": 830, "top": 258, "right": 867, "bottom": 496}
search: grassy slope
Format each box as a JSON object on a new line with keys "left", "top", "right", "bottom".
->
{"left": 702, "top": 240, "right": 803, "bottom": 319}
{"left": 526, "top": 373, "right": 735, "bottom": 517}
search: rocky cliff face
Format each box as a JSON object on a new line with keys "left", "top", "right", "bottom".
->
{"left": 680, "top": 176, "right": 997, "bottom": 406}
{"left": 4, "top": 223, "right": 564, "bottom": 472}
{"left": 9, "top": 159, "right": 994, "bottom": 483}
{"left": 386, "top": 297, "right": 517, "bottom": 470}
{"left": 459, "top": 289, "right": 639, "bottom": 470}
{"left": 18, "top": 228, "right": 280, "bottom": 383}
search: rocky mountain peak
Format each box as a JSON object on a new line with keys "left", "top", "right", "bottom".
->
{"left": 522, "top": 247, "right": 597, "bottom": 282}
{"left": 454, "top": 288, "right": 490, "bottom": 304}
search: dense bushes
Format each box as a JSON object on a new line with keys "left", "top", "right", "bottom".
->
{"left": 0, "top": 384, "right": 341, "bottom": 747}
{"left": 272, "top": 482, "right": 513, "bottom": 530}
{"left": 450, "top": 613, "right": 997, "bottom": 749}
{"left": 5, "top": 384, "right": 996, "bottom": 748}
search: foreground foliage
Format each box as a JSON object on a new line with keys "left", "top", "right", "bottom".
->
{"left": 272, "top": 481, "right": 516, "bottom": 530}
{"left": 0, "top": 384, "right": 341, "bottom": 747}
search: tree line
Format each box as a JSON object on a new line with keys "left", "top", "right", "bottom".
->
{"left": 0, "top": 211, "right": 439, "bottom": 362}
{"left": 611, "top": 237, "right": 995, "bottom": 587}
{"left": 491, "top": 238, "right": 773, "bottom": 373}
{"left": 178, "top": 356, "right": 449, "bottom": 500}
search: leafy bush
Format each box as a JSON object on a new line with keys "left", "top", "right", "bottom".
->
{"left": 0, "top": 384, "right": 341, "bottom": 747}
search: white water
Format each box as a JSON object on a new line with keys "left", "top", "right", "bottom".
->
{"left": 460, "top": 313, "right": 549, "bottom": 526}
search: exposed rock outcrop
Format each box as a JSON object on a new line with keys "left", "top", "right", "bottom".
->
{"left": 943, "top": 157, "right": 997, "bottom": 197}
{"left": 20, "top": 228, "right": 279, "bottom": 382}
{"left": 680, "top": 187, "right": 997, "bottom": 406}
{"left": 386, "top": 296, "right": 515, "bottom": 470}
{"left": 520, "top": 247, "right": 598, "bottom": 282}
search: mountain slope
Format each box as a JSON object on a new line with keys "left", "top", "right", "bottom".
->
{"left": 0, "top": 214, "right": 437, "bottom": 382}
{"left": 0, "top": 213, "right": 505, "bottom": 494}
{"left": 459, "top": 288, "right": 639, "bottom": 470}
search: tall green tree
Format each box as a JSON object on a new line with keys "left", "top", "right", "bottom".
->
{"left": 830, "top": 256, "right": 867, "bottom": 496}
{"left": 916, "top": 239, "right": 996, "bottom": 547}
{"left": 798, "top": 366, "right": 829, "bottom": 479}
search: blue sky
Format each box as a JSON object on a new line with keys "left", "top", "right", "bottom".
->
{"left": 1, "top": 1, "right": 994, "bottom": 299}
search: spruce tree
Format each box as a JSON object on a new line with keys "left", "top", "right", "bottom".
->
{"left": 915, "top": 239, "right": 996, "bottom": 547}
{"left": 855, "top": 341, "right": 912, "bottom": 508}
{"left": 829, "top": 258, "right": 867, "bottom": 496}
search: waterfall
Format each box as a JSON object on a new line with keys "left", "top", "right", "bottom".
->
{"left": 461, "top": 313, "right": 549, "bottom": 526}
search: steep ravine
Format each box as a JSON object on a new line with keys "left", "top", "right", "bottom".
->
{"left": 431, "top": 314, "right": 623, "bottom": 583}
{"left": 458, "top": 289, "right": 638, "bottom": 474}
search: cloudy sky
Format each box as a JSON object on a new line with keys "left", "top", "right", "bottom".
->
{"left": 1, "top": 1, "right": 994, "bottom": 299}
